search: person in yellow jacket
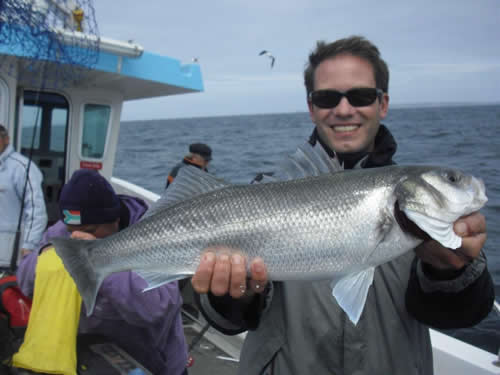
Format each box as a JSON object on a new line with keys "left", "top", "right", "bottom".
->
{"left": 13, "top": 247, "right": 82, "bottom": 375}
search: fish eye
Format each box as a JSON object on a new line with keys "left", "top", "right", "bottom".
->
{"left": 446, "top": 171, "right": 460, "bottom": 184}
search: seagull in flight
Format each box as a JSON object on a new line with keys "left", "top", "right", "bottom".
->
{"left": 259, "top": 50, "right": 275, "bottom": 68}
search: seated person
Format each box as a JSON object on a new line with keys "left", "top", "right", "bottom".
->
{"left": 17, "top": 169, "right": 188, "bottom": 375}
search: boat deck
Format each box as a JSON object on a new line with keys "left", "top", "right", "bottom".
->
{"left": 184, "top": 314, "right": 239, "bottom": 375}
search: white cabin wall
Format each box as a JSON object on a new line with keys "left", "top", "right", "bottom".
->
{"left": 64, "top": 88, "right": 123, "bottom": 182}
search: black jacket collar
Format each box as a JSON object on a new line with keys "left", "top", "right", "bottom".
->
{"left": 308, "top": 124, "right": 397, "bottom": 169}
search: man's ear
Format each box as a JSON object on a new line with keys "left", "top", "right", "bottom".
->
{"left": 379, "top": 93, "right": 389, "bottom": 119}
{"left": 307, "top": 99, "right": 315, "bottom": 121}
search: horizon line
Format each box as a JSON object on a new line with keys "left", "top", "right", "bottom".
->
{"left": 122, "top": 101, "right": 500, "bottom": 123}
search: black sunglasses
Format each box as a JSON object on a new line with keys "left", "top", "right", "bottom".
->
{"left": 309, "top": 88, "right": 383, "bottom": 109}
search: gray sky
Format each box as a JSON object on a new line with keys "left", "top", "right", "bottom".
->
{"left": 94, "top": 0, "right": 500, "bottom": 121}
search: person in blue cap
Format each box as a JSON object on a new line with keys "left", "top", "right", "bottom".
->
{"left": 17, "top": 169, "right": 188, "bottom": 375}
{"left": 166, "top": 143, "right": 212, "bottom": 188}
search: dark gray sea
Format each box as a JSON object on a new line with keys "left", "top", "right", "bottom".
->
{"left": 114, "top": 104, "right": 500, "bottom": 354}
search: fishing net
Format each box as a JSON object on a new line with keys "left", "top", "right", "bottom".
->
{"left": 0, "top": 0, "right": 99, "bottom": 89}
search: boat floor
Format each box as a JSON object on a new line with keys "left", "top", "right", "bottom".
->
{"left": 5, "top": 309, "right": 239, "bottom": 375}
{"left": 183, "top": 309, "right": 239, "bottom": 375}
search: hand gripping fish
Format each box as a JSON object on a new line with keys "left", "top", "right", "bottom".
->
{"left": 52, "top": 144, "right": 487, "bottom": 324}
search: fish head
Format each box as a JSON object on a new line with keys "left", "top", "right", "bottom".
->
{"left": 395, "top": 167, "right": 487, "bottom": 249}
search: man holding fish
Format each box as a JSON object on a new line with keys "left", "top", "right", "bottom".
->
{"left": 191, "top": 36, "right": 495, "bottom": 374}
{"left": 38, "top": 36, "right": 495, "bottom": 375}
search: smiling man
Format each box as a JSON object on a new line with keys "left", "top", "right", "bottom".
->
{"left": 191, "top": 36, "right": 494, "bottom": 375}
{"left": 308, "top": 54, "right": 388, "bottom": 155}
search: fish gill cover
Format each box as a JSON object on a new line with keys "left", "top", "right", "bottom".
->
{"left": 0, "top": 0, "right": 99, "bottom": 89}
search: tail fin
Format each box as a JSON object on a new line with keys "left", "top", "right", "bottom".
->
{"left": 51, "top": 237, "right": 104, "bottom": 316}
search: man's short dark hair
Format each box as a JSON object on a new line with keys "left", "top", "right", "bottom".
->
{"left": 303, "top": 36, "right": 389, "bottom": 97}
{"left": 0, "top": 124, "right": 8, "bottom": 138}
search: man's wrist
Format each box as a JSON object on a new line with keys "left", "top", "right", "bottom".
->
{"left": 421, "top": 261, "right": 467, "bottom": 281}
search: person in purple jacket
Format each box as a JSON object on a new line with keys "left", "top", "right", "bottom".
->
{"left": 17, "top": 169, "right": 188, "bottom": 375}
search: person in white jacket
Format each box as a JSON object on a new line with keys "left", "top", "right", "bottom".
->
{"left": 0, "top": 124, "right": 47, "bottom": 267}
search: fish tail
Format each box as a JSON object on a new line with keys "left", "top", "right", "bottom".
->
{"left": 51, "top": 237, "right": 104, "bottom": 316}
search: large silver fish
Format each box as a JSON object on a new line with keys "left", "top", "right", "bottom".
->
{"left": 52, "top": 147, "right": 487, "bottom": 324}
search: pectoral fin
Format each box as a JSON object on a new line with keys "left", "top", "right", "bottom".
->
{"left": 330, "top": 267, "right": 375, "bottom": 325}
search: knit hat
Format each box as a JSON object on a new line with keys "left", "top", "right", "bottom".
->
{"left": 189, "top": 143, "right": 212, "bottom": 161}
{"left": 59, "top": 169, "right": 120, "bottom": 225}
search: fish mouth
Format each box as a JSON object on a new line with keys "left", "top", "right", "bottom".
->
{"left": 445, "top": 175, "right": 488, "bottom": 217}
{"left": 471, "top": 177, "right": 488, "bottom": 209}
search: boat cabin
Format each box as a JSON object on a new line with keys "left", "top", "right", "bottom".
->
{"left": 0, "top": 24, "right": 203, "bottom": 224}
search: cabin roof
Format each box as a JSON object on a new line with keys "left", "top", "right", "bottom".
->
{"left": 0, "top": 24, "right": 204, "bottom": 100}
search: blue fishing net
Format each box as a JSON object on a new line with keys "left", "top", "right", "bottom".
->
{"left": 0, "top": 0, "right": 99, "bottom": 89}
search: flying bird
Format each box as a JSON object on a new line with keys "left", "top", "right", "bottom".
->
{"left": 259, "top": 50, "right": 275, "bottom": 68}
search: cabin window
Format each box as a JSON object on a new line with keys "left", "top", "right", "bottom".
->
{"left": 51, "top": 108, "right": 67, "bottom": 152}
{"left": 21, "top": 105, "right": 42, "bottom": 149}
{"left": 18, "top": 91, "right": 69, "bottom": 225}
{"left": 21, "top": 106, "right": 68, "bottom": 151}
{"left": 81, "top": 104, "right": 111, "bottom": 159}
{"left": 20, "top": 93, "right": 68, "bottom": 155}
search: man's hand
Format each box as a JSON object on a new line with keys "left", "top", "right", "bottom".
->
{"left": 40, "top": 231, "right": 96, "bottom": 254}
{"left": 70, "top": 231, "right": 97, "bottom": 240}
{"left": 191, "top": 247, "right": 268, "bottom": 299}
{"left": 21, "top": 248, "right": 32, "bottom": 258}
{"left": 415, "top": 212, "right": 486, "bottom": 270}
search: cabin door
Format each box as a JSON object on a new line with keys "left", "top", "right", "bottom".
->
{"left": 15, "top": 91, "right": 69, "bottom": 225}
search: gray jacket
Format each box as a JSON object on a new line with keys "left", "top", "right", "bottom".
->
{"left": 199, "top": 242, "right": 489, "bottom": 375}
{"left": 240, "top": 253, "right": 432, "bottom": 374}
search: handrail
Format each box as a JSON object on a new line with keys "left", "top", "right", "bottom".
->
{"left": 54, "top": 28, "right": 144, "bottom": 58}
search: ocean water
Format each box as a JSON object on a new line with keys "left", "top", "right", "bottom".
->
{"left": 114, "top": 104, "right": 500, "bottom": 354}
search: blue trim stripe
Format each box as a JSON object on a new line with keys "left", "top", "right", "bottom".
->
{"left": 0, "top": 24, "right": 204, "bottom": 93}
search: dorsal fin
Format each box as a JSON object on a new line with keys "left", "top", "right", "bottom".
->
{"left": 273, "top": 142, "right": 343, "bottom": 181}
{"left": 143, "top": 166, "right": 232, "bottom": 218}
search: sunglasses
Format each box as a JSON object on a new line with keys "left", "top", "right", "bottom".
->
{"left": 309, "top": 88, "right": 383, "bottom": 109}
